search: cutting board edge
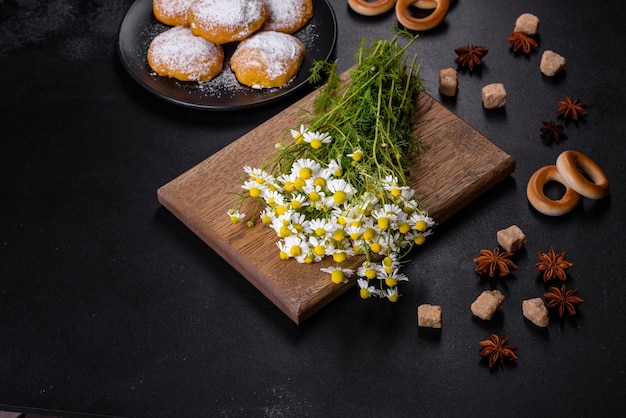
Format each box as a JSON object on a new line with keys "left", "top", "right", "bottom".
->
{"left": 157, "top": 185, "right": 309, "bottom": 323}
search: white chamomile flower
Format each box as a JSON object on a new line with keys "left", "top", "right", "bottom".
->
{"left": 259, "top": 208, "right": 275, "bottom": 225}
{"left": 326, "top": 179, "right": 355, "bottom": 207}
{"left": 308, "top": 235, "right": 332, "bottom": 259}
{"left": 283, "top": 235, "right": 310, "bottom": 262}
{"left": 303, "top": 130, "right": 332, "bottom": 149}
{"left": 227, "top": 209, "right": 245, "bottom": 224}
{"left": 358, "top": 261, "right": 380, "bottom": 280}
{"left": 383, "top": 286, "right": 401, "bottom": 302}
{"left": 292, "top": 158, "right": 321, "bottom": 179}
{"left": 241, "top": 179, "right": 266, "bottom": 198}
{"left": 290, "top": 124, "right": 308, "bottom": 144}
{"left": 288, "top": 193, "right": 308, "bottom": 210}
{"left": 320, "top": 265, "right": 354, "bottom": 284}
{"left": 410, "top": 212, "right": 435, "bottom": 232}
{"left": 263, "top": 189, "right": 284, "bottom": 207}
{"left": 331, "top": 247, "right": 355, "bottom": 263}
{"left": 378, "top": 268, "right": 408, "bottom": 288}
{"left": 347, "top": 148, "right": 364, "bottom": 162}
{"left": 243, "top": 166, "right": 274, "bottom": 185}
{"left": 328, "top": 159, "right": 343, "bottom": 177}
{"left": 357, "top": 278, "right": 380, "bottom": 299}
{"left": 308, "top": 218, "right": 332, "bottom": 238}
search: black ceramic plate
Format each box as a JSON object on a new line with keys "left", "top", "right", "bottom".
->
{"left": 117, "top": 0, "right": 337, "bottom": 110}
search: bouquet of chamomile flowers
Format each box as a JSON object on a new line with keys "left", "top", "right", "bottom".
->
{"left": 227, "top": 29, "right": 435, "bottom": 302}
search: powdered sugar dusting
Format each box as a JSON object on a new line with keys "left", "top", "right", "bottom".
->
{"left": 236, "top": 31, "right": 304, "bottom": 81}
{"left": 153, "top": 0, "right": 195, "bottom": 22}
{"left": 263, "top": 0, "right": 311, "bottom": 32}
{"left": 189, "top": 0, "right": 265, "bottom": 33}
{"left": 148, "top": 26, "right": 222, "bottom": 81}
{"left": 139, "top": 0, "right": 322, "bottom": 99}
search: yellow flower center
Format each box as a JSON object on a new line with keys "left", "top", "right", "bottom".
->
{"left": 333, "top": 229, "right": 345, "bottom": 241}
{"left": 294, "top": 178, "right": 306, "bottom": 190}
{"left": 284, "top": 182, "right": 295, "bottom": 192}
{"left": 385, "top": 277, "right": 398, "bottom": 287}
{"left": 370, "top": 242, "right": 381, "bottom": 253}
{"left": 311, "top": 139, "right": 323, "bottom": 149}
{"left": 291, "top": 199, "right": 302, "bottom": 209}
{"left": 414, "top": 235, "right": 426, "bottom": 245}
{"left": 333, "top": 191, "right": 347, "bottom": 205}
{"left": 279, "top": 251, "right": 289, "bottom": 260}
{"left": 360, "top": 288, "right": 371, "bottom": 299}
{"left": 314, "top": 245, "right": 326, "bottom": 257}
{"left": 363, "top": 228, "right": 376, "bottom": 241}
{"left": 378, "top": 216, "right": 390, "bottom": 230}
{"left": 333, "top": 251, "right": 347, "bottom": 263}
{"left": 415, "top": 220, "right": 428, "bottom": 232}
{"left": 309, "top": 191, "right": 320, "bottom": 201}
{"left": 398, "top": 223, "right": 411, "bottom": 234}
{"left": 299, "top": 167, "right": 312, "bottom": 180}
{"left": 314, "top": 177, "right": 326, "bottom": 188}
{"left": 249, "top": 187, "right": 261, "bottom": 198}
{"left": 365, "top": 268, "right": 377, "bottom": 280}
{"left": 289, "top": 246, "right": 301, "bottom": 257}
{"left": 331, "top": 270, "right": 345, "bottom": 284}
{"left": 352, "top": 150, "right": 364, "bottom": 162}
{"left": 279, "top": 226, "right": 291, "bottom": 238}
{"left": 315, "top": 227, "right": 326, "bottom": 237}
{"left": 294, "top": 133, "right": 304, "bottom": 144}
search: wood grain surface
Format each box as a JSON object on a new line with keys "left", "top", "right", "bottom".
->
{"left": 157, "top": 74, "right": 516, "bottom": 324}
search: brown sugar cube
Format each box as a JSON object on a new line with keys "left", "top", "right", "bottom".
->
{"left": 496, "top": 225, "right": 527, "bottom": 253}
{"left": 514, "top": 13, "right": 540, "bottom": 35}
{"left": 540, "top": 50, "right": 566, "bottom": 76}
{"left": 438, "top": 68, "right": 458, "bottom": 97}
{"left": 522, "top": 297, "right": 549, "bottom": 327}
{"left": 418, "top": 304, "right": 442, "bottom": 328}
{"left": 481, "top": 83, "right": 507, "bottom": 109}
{"left": 471, "top": 290, "right": 505, "bottom": 320}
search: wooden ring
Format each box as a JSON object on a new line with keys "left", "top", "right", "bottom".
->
{"left": 395, "top": 0, "right": 450, "bottom": 31}
{"left": 527, "top": 165, "right": 582, "bottom": 216}
{"left": 348, "top": 0, "right": 397, "bottom": 16}
{"left": 556, "top": 150, "right": 609, "bottom": 200}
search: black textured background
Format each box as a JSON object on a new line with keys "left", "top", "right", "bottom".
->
{"left": 1, "top": 0, "right": 625, "bottom": 416}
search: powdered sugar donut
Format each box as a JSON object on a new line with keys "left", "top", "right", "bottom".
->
{"left": 261, "top": 0, "right": 313, "bottom": 34}
{"left": 188, "top": 0, "right": 267, "bottom": 45}
{"left": 153, "top": 0, "right": 195, "bottom": 26}
{"left": 147, "top": 26, "right": 224, "bottom": 82}
{"left": 230, "top": 31, "right": 305, "bottom": 89}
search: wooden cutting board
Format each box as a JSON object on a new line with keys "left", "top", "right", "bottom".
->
{"left": 157, "top": 73, "right": 516, "bottom": 324}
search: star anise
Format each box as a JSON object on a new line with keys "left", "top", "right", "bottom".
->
{"left": 556, "top": 96, "right": 588, "bottom": 121}
{"left": 454, "top": 45, "right": 489, "bottom": 71}
{"left": 474, "top": 247, "right": 518, "bottom": 278}
{"left": 539, "top": 121, "right": 568, "bottom": 145}
{"left": 544, "top": 284, "right": 584, "bottom": 317}
{"left": 535, "top": 248, "right": 573, "bottom": 282}
{"left": 507, "top": 31, "right": 538, "bottom": 54}
{"left": 479, "top": 334, "right": 518, "bottom": 367}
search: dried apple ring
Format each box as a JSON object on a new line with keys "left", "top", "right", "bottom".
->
{"left": 347, "top": 0, "right": 397, "bottom": 16}
{"left": 556, "top": 150, "right": 609, "bottom": 200}
{"left": 527, "top": 165, "right": 582, "bottom": 216}
{"left": 395, "top": 0, "right": 450, "bottom": 31}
